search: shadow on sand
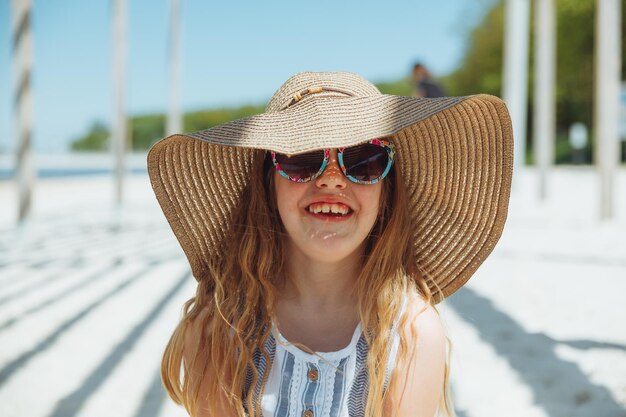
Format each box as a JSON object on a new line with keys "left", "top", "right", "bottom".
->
{"left": 448, "top": 287, "right": 626, "bottom": 417}
{"left": 45, "top": 271, "right": 189, "bottom": 417}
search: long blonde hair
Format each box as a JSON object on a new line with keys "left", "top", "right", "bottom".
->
{"left": 161, "top": 149, "right": 454, "bottom": 417}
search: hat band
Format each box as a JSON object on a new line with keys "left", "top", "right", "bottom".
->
{"left": 283, "top": 86, "right": 355, "bottom": 110}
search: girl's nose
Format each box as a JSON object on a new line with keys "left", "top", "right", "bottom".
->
{"left": 315, "top": 149, "right": 347, "bottom": 189}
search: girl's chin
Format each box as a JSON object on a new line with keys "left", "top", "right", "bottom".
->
{"left": 302, "top": 250, "right": 359, "bottom": 264}
{"left": 293, "top": 239, "right": 367, "bottom": 264}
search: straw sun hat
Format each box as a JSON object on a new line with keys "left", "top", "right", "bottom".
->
{"left": 147, "top": 71, "right": 513, "bottom": 302}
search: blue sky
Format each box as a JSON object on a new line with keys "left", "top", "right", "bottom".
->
{"left": 0, "top": 0, "right": 495, "bottom": 153}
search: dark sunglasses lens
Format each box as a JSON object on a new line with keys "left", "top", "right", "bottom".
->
{"left": 343, "top": 144, "right": 389, "bottom": 182}
{"left": 275, "top": 150, "right": 325, "bottom": 180}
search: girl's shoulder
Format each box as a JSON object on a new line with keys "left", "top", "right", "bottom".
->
{"left": 388, "top": 293, "right": 446, "bottom": 417}
{"left": 401, "top": 292, "right": 446, "bottom": 340}
{"left": 397, "top": 292, "right": 447, "bottom": 380}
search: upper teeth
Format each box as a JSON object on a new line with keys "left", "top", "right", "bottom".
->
{"left": 308, "top": 203, "right": 350, "bottom": 215}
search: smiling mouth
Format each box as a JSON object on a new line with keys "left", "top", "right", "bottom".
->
{"left": 306, "top": 202, "right": 352, "bottom": 217}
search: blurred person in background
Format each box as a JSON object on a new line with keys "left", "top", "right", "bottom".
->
{"left": 411, "top": 63, "right": 446, "bottom": 98}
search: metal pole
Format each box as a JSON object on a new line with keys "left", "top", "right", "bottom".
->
{"left": 112, "top": 0, "right": 126, "bottom": 205}
{"left": 594, "top": 0, "right": 621, "bottom": 220}
{"left": 502, "top": 0, "right": 530, "bottom": 173}
{"left": 11, "top": 0, "right": 35, "bottom": 224}
{"left": 533, "top": 0, "right": 556, "bottom": 200}
{"left": 167, "top": 0, "right": 182, "bottom": 136}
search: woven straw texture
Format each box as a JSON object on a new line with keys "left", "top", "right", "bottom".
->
{"left": 147, "top": 72, "right": 514, "bottom": 302}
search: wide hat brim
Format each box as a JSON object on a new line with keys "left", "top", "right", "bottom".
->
{"left": 147, "top": 93, "right": 513, "bottom": 302}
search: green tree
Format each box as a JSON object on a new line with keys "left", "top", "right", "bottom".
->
{"left": 375, "top": 79, "right": 413, "bottom": 96}
{"left": 130, "top": 114, "right": 165, "bottom": 150}
{"left": 183, "top": 104, "right": 265, "bottom": 133}
{"left": 442, "top": 2, "right": 505, "bottom": 98}
{"left": 71, "top": 105, "right": 267, "bottom": 152}
{"left": 71, "top": 122, "right": 110, "bottom": 151}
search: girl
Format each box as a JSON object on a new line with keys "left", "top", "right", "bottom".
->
{"left": 147, "top": 72, "right": 513, "bottom": 417}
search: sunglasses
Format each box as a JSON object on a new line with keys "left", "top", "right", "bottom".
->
{"left": 271, "top": 139, "right": 395, "bottom": 184}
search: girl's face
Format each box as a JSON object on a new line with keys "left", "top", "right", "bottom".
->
{"left": 274, "top": 149, "right": 383, "bottom": 264}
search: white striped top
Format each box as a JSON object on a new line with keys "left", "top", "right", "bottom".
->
{"left": 243, "top": 303, "right": 405, "bottom": 417}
